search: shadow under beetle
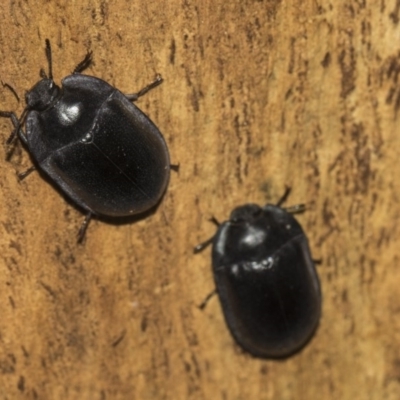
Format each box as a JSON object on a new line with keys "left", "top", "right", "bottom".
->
{"left": 0, "top": 40, "right": 171, "bottom": 241}
{"left": 194, "top": 187, "right": 321, "bottom": 358}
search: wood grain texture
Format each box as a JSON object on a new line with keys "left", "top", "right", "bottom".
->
{"left": 0, "top": 0, "right": 399, "bottom": 399}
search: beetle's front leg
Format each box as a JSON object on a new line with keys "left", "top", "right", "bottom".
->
{"left": 125, "top": 74, "right": 163, "bottom": 101}
{"left": 0, "top": 110, "right": 28, "bottom": 146}
{"left": 193, "top": 216, "right": 220, "bottom": 253}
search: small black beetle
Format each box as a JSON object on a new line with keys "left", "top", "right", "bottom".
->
{"left": 194, "top": 188, "right": 321, "bottom": 358}
{"left": 1, "top": 40, "right": 171, "bottom": 240}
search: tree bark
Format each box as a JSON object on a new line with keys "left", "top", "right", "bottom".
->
{"left": 0, "top": 0, "right": 399, "bottom": 399}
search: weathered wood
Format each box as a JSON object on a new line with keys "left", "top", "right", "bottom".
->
{"left": 0, "top": 1, "right": 399, "bottom": 399}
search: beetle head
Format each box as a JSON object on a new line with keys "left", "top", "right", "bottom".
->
{"left": 230, "top": 204, "right": 262, "bottom": 223}
{"left": 25, "top": 78, "right": 60, "bottom": 111}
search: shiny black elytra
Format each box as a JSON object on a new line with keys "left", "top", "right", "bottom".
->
{"left": 194, "top": 188, "right": 321, "bottom": 359}
{"left": 0, "top": 40, "right": 170, "bottom": 241}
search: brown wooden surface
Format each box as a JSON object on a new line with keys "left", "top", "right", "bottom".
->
{"left": 0, "top": 1, "right": 399, "bottom": 399}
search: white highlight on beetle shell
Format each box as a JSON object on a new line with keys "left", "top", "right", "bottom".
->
{"left": 229, "top": 257, "right": 276, "bottom": 277}
{"left": 81, "top": 132, "right": 93, "bottom": 144}
{"left": 58, "top": 102, "right": 82, "bottom": 126}
{"left": 242, "top": 226, "right": 266, "bottom": 247}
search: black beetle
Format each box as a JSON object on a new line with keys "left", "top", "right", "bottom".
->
{"left": 0, "top": 40, "right": 171, "bottom": 241}
{"left": 194, "top": 188, "right": 321, "bottom": 358}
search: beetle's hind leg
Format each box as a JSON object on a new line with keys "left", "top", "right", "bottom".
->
{"left": 77, "top": 212, "right": 93, "bottom": 243}
{"left": 17, "top": 166, "right": 36, "bottom": 181}
{"left": 198, "top": 290, "right": 217, "bottom": 310}
{"left": 125, "top": 74, "right": 163, "bottom": 101}
{"left": 73, "top": 51, "right": 93, "bottom": 74}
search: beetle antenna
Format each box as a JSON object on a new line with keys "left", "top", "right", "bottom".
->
{"left": 45, "top": 39, "right": 53, "bottom": 80}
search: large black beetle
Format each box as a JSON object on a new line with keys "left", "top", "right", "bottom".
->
{"left": 1, "top": 40, "right": 171, "bottom": 241}
{"left": 194, "top": 188, "right": 321, "bottom": 358}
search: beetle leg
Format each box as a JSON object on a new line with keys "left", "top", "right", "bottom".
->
{"left": 39, "top": 68, "right": 47, "bottom": 79}
{"left": 284, "top": 204, "right": 306, "bottom": 214}
{"left": 209, "top": 216, "right": 220, "bottom": 226}
{"left": 198, "top": 289, "right": 217, "bottom": 310}
{"left": 125, "top": 74, "right": 163, "bottom": 101}
{"left": 193, "top": 216, "right": 220, "bottom": 253}
{"left": 170, "top": 163, "right": 180, "bottom": 172}
{"left": 17, "top": 166, "right": 36, "bottom": 181}
{"left": 0, "top": 110, "right": 28, "bottom": 145}
{"left": 77, "top": 212, "right": 93, "bottom": 243}
{"left": 275, "top": 186, "right": 306, "bottom": 214}
{"left": 0, "top": 83, "right": 28, "bottom": 145}
{"left": 276, "top": 186, "right": 292, "bottom": 207}
{"left": 193, "top": 235, "right": 215, "bottom": 253}
{"left": 1, "top": 81, "right": 20, "bottom": 102}
{"left": 72, "top": 51, "right": 93, "bottom": 74}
